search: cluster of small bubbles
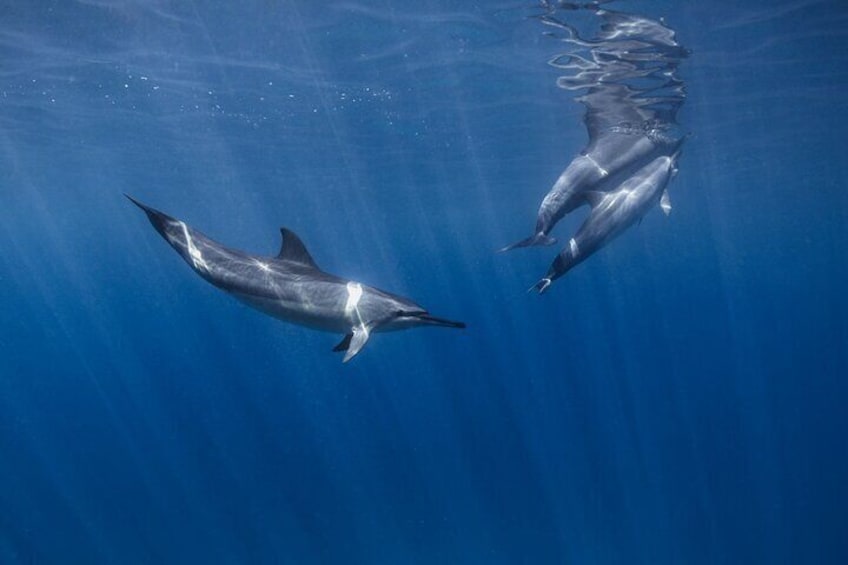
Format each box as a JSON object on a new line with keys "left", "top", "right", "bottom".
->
{"left": 370, "top": 87, "right": 393, "bottom": 101}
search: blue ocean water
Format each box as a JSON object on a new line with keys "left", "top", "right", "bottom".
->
{"left": 1, "top": 0, "right": 847, "bottom": 563}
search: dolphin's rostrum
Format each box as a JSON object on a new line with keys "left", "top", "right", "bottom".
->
{"left": 127, "top": 196, "right": 465, "bottom": 362}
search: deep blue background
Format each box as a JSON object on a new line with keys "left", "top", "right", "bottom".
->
{"left": 2, "top": 1, "right": 847, "bottom": 563}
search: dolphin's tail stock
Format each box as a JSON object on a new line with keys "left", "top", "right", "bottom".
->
{"left": 498, "top": 232, "right": 558, "bottom": 252}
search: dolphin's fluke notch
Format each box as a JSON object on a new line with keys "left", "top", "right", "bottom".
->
{"left": 498, "top": 233, "right": 558, "bottom": 253}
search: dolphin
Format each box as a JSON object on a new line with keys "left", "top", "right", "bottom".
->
{"left": 500, "top": 5, "right": 688, "bottom": 254}
{"left": 127, "top": 196, "right": 465, "bottom": 362}
{"left": 533, "top": 145, "right": 681, "bottom": 293}
{"left": 500, "top": 84, "right": 680, "bottom": 252}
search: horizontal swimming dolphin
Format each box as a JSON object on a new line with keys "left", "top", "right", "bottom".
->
{"left": 127, "top": 196, "right": 465, "bottom": 362}
{"left": 533, "top": 146, "right": 681, "bottom": 293}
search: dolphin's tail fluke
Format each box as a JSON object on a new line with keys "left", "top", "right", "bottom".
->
{"left": 498, "top": 232, "right": 558, "bottom": 253}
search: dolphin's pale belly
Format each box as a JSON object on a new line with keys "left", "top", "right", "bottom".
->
{"left": 198, "top": 257, "right": 354, "bottom": 333}
{"left": 232, "top": 292, "right": 351, "bottom": 333}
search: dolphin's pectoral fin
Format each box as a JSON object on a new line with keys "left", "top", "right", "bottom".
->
{"left": 332, "top": 333, "right": 353, "bottom": 352}
{"left": 660, "top": 189, "right": 672, "bottom": 216}
{"left": 531, "top": 277, "right": 553, "bottom": 294}
{"left": 342, "top": 324, "right": 372, "bottom": 363}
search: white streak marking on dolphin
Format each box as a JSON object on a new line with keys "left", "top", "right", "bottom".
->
{"left": 585, "top": 154, "right": 609, "bottom": 177}
{"left": 179, "top": 220, "right": 209, "bottom": 272}
{"left": 344, "top": 281, "right": 368, "bottom": 335}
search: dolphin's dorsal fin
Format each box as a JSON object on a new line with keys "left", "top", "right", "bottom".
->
{"left": 584, "top": 191, "right": 605, "bottom": 208}
{"left": 277, "top": 228, "right": 318, "bottom": 268}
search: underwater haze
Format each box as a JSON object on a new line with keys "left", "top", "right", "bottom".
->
{"left": 2, "top": 0, "right": 847, "bottom": 563}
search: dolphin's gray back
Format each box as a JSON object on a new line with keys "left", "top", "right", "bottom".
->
{"left": 160, "top": 225, "right": 372, "bottom": 333}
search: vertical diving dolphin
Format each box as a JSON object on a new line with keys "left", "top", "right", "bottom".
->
{"left": 500, "top": 5, "right": 688, "bottom": 293}
{"left": 500, "top": 85, "right": 680, "bottom": 252}
{"left": 127, "top": 196, "right": 465, "bottom": 362}
{"left": 533, "top": 146, "right": 681, "bottom": 293}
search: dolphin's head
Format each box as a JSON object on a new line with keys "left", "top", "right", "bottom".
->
{"left": 356, "top": 287, "right": 465, "bottom": 332}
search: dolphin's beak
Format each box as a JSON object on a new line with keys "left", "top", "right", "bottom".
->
{"left": 125, "top": 194, "right": 162, "bottom": 219}
{"left": 125, "top": 194, "right": 176, "bottom": 239}
{"left": 413, "top": 313, "right": 466, "bottom": 329}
